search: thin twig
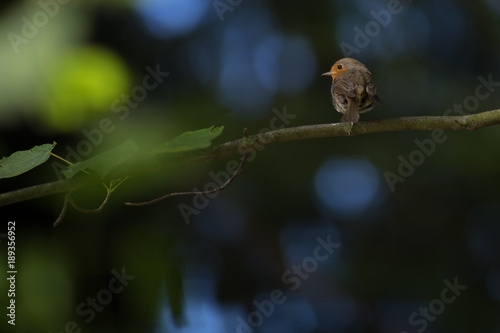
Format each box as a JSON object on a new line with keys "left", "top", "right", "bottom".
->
{"left": 50, "top": 152, "right": 91, "bottom": 175}
{"left": 67, "top": 188, "right": 111, "bottom": 214}
{"left": 53, "top": 192, "right": 70, "bottom": 228}
{"left": 52, "top": 179, "right": 127, "bottom": 226}
{"left": 50, "top": 152, "right": 73, "bottom": 166}
{"left": 124, "top": 153, "right": 248, "bottom": 207}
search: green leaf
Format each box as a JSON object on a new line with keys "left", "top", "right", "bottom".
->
{"left": 63, "top": 140, "right": 138, "bottom": 179}
{"left": 0, "top": 143, "right": 55, "bottom": 179}
{"left": 152, "top": 126, "right": 224, "bottom": 155}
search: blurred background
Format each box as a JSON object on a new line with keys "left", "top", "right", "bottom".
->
{"left": 1, "top": 0, "right": 500, "bottom": 332}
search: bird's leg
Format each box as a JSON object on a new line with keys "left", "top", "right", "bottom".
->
{"left": 347, "top": 121, "right": 353, "bottom": 135}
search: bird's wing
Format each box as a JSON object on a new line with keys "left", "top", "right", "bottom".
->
{"left": 366, "top": 81, "right": 382, "bottom": 104}
{"left": 332, "top": 69, "right": 358, "bottom": 99}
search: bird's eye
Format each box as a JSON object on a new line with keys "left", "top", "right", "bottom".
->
{"left": 337, "top": 64, "right": 343, "bottom": 70}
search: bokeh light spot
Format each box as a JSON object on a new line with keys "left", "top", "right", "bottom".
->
{"left": 254, "top": 34, "right": 282, "bottom": 93}
{"left": 254, "top": 35, "right": 316, "bottom": 94}
{"left": 39, "top": 47, "right": 130, "bottom": 132}
{"left": 314, "top": 158, "right": 380, "bottom": 218}
{"left": 136, "top": 0, "right": 209, "bottom": 39}
{"left": 217, "top": 11, "right": 274, "bottom": 117}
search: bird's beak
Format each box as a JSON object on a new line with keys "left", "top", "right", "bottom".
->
{"left": 321, "top": 71, "right": 333, "bottom": 76}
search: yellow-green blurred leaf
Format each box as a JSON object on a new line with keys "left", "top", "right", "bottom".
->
{"left": 63, "top": 140, "right": 138, "bottom": 179}
{"left": 152, "top": 126, "right": 224, "bottom": 155}
{"left": 39, "top": 46, "right": 130, "bottom": 131}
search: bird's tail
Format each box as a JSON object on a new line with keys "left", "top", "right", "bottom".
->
{"left": 341, "top": 98, "right": 359, "bottom": 123}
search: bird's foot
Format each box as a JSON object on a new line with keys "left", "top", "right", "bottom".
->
{"left": 347, "top": 121, "right": 354, "bottom": 135}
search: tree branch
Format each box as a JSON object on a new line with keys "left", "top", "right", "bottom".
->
{"left": 124, "top": 153, "right": 249, "bottom": 206}
{"left": 1, "top": 109, "right": 499, "bottom": 207}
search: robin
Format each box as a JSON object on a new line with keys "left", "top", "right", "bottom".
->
{"left": 322, "top": 58, "right": 382, "bottom": 124}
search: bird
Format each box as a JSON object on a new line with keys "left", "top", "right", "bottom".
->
{"left": 322, "top": 58, "right": 382, "bottom": 124}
